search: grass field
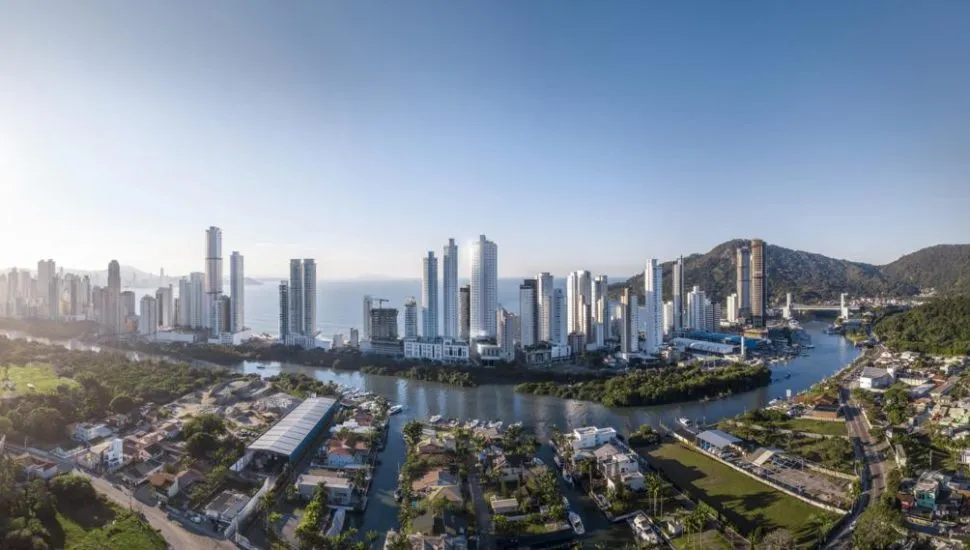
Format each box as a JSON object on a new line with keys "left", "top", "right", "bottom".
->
{"left": 1, "top": 363, "right": 79, "bottom": 397}
{"left": 786, "top": 418, "right": 848, "bottom": 437}
{"left": 671, "top": 529, "right": 732, "bottom": 549}
{"left": 647, "top": 442, "right": 835, "bottom": 546}
{"left": 55, "top": 501, "right": 166, "bottom": 550}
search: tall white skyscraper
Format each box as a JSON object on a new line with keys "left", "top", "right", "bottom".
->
{"left": 536, "top": 272, "right": 555, "bottom": 342}
{"left": 403, "top": 296, "right": 418, "bottom": 339}
{"left": 421, "top": 251, "right": 439, "bottom": 338}
{"left": 302, "top": 259, "right": 317, "bottom": 338}
{"left": 673, "top": 256, "right": 684, "bottom": 331}
{"left": 551, "top": 288, "right": 565, "bottom": 345}
{"left": 643, "top": 259, "right": 663, "bottom": 355}
{"left": 663, "top": 301, "right": 674, "bottom": 336}
{"left": 156, "top": 285, "right": 173, "bottom": 328}
{"left": 726, "top": 293, "right": 739, "bottom": 323}
{"left": 469, "top": 235, "right": 497, "bottom": 338}
{"left": 288, "top": 259, "right": 304, "bottom": 337}
{"left": 278, "top": 282, "right": 289, "bottom": 340}
{"left": 687, "top": 286, "right": 707, "bottom": 331}
{"left": 177, "top": 278, "right": 192, "bottom": 327}
{"left": 362, "top": 295, "right": 373, "bottom": 341}
{"left": 591, "top": 275, "right": 609, "bottom": 346}
{"left": 566, "top": 270, "right": 591, "bottom": 337}
{"left": 37, "top": 259, "right": 55, "bottom": 304}
{"left": 230, "top": 251, "right": 244, "bottom": 332}
{"left": 442, "top": 238, "right": 458, "bottom": 339}
{"left": 518, "top": 280, "right": 537, "bottom": 347}
{"left": 205, "top": 226, "right": 223, "bottom": 330}
{"left": 620, "top": 289, "right": 639, "bottom": 354}
{"left": 496, "top": 307, "right": 519, "bottom": 361}
{"left": 189, "top": 272, "right": 205, "bottom": 329}
{"left": 138, "top": 295, "right": 158, "bottom": 336}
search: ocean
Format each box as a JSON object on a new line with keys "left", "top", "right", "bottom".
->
{"left": 126, "top": 278, "right": 565, "bottom": 337}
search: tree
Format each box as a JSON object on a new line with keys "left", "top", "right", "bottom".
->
{"left": 182, "top": 413, "right": 227, "bottom": 438}
{"left": 49, "top": 474, "right": 96, "bottom": 508}
{"left": 109, "top": 394, "right": 136, "bottom": 415}
{"left": 0, "top": 416, "right": 13, "bottom": 436}
{"left": 760, "top": 529, "right": 795, "bottom": 550}
{"left": 23, "top": 407, "right": 63, "bottom": 443}
{"left": 185, "top": 432, "right": 220, "bottom": 459}
{"left": 403, "top": 420, "right": 423, "bottom": 447}
{"left": 852, "top": 503, "right": 903, "bottom": 550}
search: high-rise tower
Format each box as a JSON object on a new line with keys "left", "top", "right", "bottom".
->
{"left": 404, "top": 296, "right": 418, "bottom": 339}
{"left": 302, "top": 259, "right": 317, "bottom": 338}
{"left": 751, "top": 239, "right": 768, "bottom": 328}
{"left": 205, "top": 226, "right": 223, "bottom": 331}
{"left": 288, "top": 259, "right": 304, "bottom": 337}
{"left": 736, "top": 245, "right": 752, "bottom": 323}
{"left": 458, "top": 285, "right": 470, "bottom": 340}
{"left": 230, "top": 251, "right": 244, "bottom": 332}
{"left": 536, "top": 272, "right": 555, "bottom": 343}
{"left": 672, "top": 256, "right": 685, "bottom": 331}
{"left": 518, "top": 279, "right": 537, "bottom": 347}
{"left": 643, "top": 259, "right": 663, "bottom": 355}
{"left": 442, "top": 238, "right": 458, "bottom": 339}
{"left": 421, "top": 251, "right": 439, "bottom": 338}
{"left": 469, "top": 235, "right": 497, "bottom": 338}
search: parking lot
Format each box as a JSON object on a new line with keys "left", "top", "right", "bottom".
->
{"left": 739, "top": 449, "right": 852, "bottom": 509}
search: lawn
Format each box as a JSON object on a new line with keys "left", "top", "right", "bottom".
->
{"left": 647, "top": 442, "right": 835, "bottom": 546}
{"left": 55, "top": 504, "right": 167, "bottom": 550}
{"left": 1, "top": 362, "right": 80, "bottom": 397}
{"left": 786, "top": 418, "right": 848, "bottom": 437}
{"left": 671, "top": 529, "right": 732, "bottom": 549}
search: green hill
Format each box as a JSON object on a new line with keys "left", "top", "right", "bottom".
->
{"left": 873, "top": 297, "right": 970, "bottom": 355}
{"left": 880, "top": 244, "right": 970, "bottom": 297}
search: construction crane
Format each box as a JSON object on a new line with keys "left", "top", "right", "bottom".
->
{"left": 374, "top": 298, "right": 389, "bottom": 311}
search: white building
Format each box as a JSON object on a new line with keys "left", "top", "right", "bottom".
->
{"left": 591, "top": 275, "right": 609, "bottom": 346}
{"left": 672, "top": 255, "right": 684, "bottom": 331}
{"left": 662, "top": 301, "right": 674, "bottom": 337}
{"left": 687, "top": 286, "right": 708, "bottom": 331}
{"left": 566, "top": 270, "right": 591, "bottom": 337}
{"left": 421, "top": 251, "right": 439, "bottom": 338}
{"left": 230, "top": 251, "right": 244, "bottom": 332}
{"left": 155, "top": 285, "right": 173, "bottom": 328}
{"left": 726, "top": 293, "right": 739, "bottom": 324}
{"left": 403, "top": 338, "right": 470, "bottom": 363}
{"left": 620, "top": 289, "right": 639, "bottom": 354}
{"left": 469, "top": 235, "right": 498, "bottom": 338}
{"left": 361, "top": 295, "right": 373, "bottom": 341}
{"left": 205, "top": 226, "right": 223, "bottom": 331}
{"left": 138, "top": 295, "right": 158, "bottom": 336}
{"left": 571, "top": 426, "right": 617, "bottom": 450}
{"left": 536, "top": 272, "right": 555, "bottom": 343}
{"left": 442, "top": 238, "right": 459, "bottom": 339}
{"left": 519, "top": 280, "right": 537, "bottom": 347}
{"left": 403, "top": 297, "right": 418, "bottom": 339}
{"left": 186, "top": 272, "right": 205, "bottom": 329}
{"left": 496, "top": 307, "right": 519, "bottom": 361}
{"left": 860, "top": 367, "right": 894, "bottom": 390}
{"left": 73, "top": 423, "right": 113, "bottom": 443}
{"left": 286, "top": 259, "right": 317, "bottom": 344}
{"left": 643, "top": 259, "right": 662, "bottom": 355}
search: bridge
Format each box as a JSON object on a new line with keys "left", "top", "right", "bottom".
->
{"left": 782, "top": 292, "right": 856, "bottom": 319}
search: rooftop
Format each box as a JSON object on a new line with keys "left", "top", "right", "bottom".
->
{"left": 297, "top": 470, "right": 352, "bottom": 490}
{"left": 696, "top": 430, "right": 742, "bottom": 449}
{"left": 205, "top": 490, "right": 249, "bottom": 521}
{"left": 861, "top": 367, "right": 891, "bottom": 379}
{"left": 248, "top": 396, "right": 337, "bottom": 458}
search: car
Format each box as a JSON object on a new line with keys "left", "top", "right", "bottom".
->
{"left": 191, "top": 515, "right": 202, "bottom": 524}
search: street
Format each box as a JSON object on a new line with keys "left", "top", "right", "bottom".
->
{"left": 78, "top": 471, "right": 236, "bottom": 550}
{"left": 467, "top": 470, "right": 494, "bottom": 549}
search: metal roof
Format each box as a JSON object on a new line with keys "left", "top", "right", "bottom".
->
{"left": 860, "top": 367, "right": 891, "bottom": 379}
{"left": 696, "top": 430, "right": 742, "bottom": 449}
{"left": 248, "top": 396, "right": 337, "bottom": 458}
{"left": 671, "top": 338, "right": 737, "bottom": 355}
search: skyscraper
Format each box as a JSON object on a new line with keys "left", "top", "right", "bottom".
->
{"left": 469, "top": 235, "right": 497, "bottom": 338}
{"left": 672, "top": 256, "right": 684, "bottom": 331}
{"left": 751, "top": 239, "right": 768, "bottom": 328}
{"left": 551, "top": 288, "right": 565, "bottom": 346}
{"left": 496, "top": 307, "right": 519, "bottom": 361}
{"left": 288, "top": 259, "right": 304, "bottom": 337}
{"left": 620, "top": 288, "right": 639, "bottom": 354}
{"left": 458, "top": 285, "right": 470, "bottom": 341}
{"left": 442, "top": 238, "right": 458, "bottom": 339}
{"left": 138, "top": 295, "right": 158, "bottom": 336}
{"left": 566, "top": 270, "right": 591, "bottom": 337}
{"left": 37, "top": 259, "right": 54, "bottom": 305}
{"left": 536, "top": 272, "right": 555, "bottom": 343}
{"left": 687, "top": 286, "right": 707, "bottom": 331}
{"left": 518, "top": 279, "right": 537, "bottom": 347}
{"left": 403, "top": 296, "right": 418, "bottom": 339}
{"left": 591, "top": 275, "right": 609, "bottom": 346}
{"left": 361, "top": 295, "right": 373, "bottom": 341}
{"left": 205, "top": 226, "right": 223, "bottom": 331}
{"left": 189, "top": 272, "right": 205, "bottom": 329}
{"left": 421, "top": 251, "right": 439, "bottom": 338}
{"left": 726, "top": 293, "right": 739, "bottom": 324}
{"left": 302, "top": 259, "right": 317, "bottom": 338}
{"left": 643, "top": 259, "right": 663, "bottom": 355}
{"left": 230, "top": 251, "right": 244, "bottom": 332}
{"left": 106, "top": 260, "right": 122, "bottom": 334}
{"left": 156, "top": 285, "right": 173, "bottom": 328}
{"left": 284, "top": 259, "right": 317, "bottom": 343}
{"left": 663, "top": 301, "right": 674, "bottom": 336}
{"left": 736, "top": 245, "right": 751, "bottom": 323}
{"left": 278, "top": 282, "right": 289, "bottom": 340}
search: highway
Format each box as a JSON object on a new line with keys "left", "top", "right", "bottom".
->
{"left": 78, "top": 471, "right": 236, "bottom": 550}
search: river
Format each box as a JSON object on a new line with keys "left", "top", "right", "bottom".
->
{"left": 3, "top": 321, "right": 858, "bottom": 544}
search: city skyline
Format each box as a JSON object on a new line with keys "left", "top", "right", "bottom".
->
{"left": 2, "top": 2, "right": 969, "bottom": 277}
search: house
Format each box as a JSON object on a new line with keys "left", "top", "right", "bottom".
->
{"left": 295, "top": 470, "right": 354, "bottom": 505}
{"left": 416, "top": 437, "right": 451, "bottom": 455}
{"left": 323, "top": 437, "right": 371, "bottom": 469}
{"left": 72, "top": 422, "right": 113, "bottom": 443}
{"left": 695, "top": 430, "right": 743, "bottom": 457}
{"left": 139, "top": 443, "right": 165, "bottom": 462}
{"left": 175, "top": 469, "right": 203, "bottom": 494}
{"left": 427, "top": 484, "right": 463, "bottom": 504}
{"left": 859, "top": 367, "right": 894, "bottom": 390}
{"left": 204, "top": 490, "right": 250, "bottom": 527}
{"left": 490, "top": 454, "right": 528, "bottom": 482}
{"left": 600, "top": 452, "right": 640, "bottom": 478}
{"left": 159, "top": 422, "right": 181, "bottom": 439}
{"left": 914, "top": 474, "right": 943, "bottom": 511}
{"left": 606, "top": 470, "right": 646, "bottom": 492}
{"left": 489, "top": 496, "right": 519, "bottom": 515}
{"left": 118, "top": 461, "right": 163, "bottom": 486}
{"left": 89, "top": 438, "right": 126, "bottom": 471}
{"left": 148, "top": 473, "right": 179, "bottom": 502}
{"left": 571, "top": 426, "right": 617, "bottom": 450}
{"left": 412, "top": 468, "right": 459, "bottom": 496}
{"left": 17, "top": 454, "right": 60, "bottom": 480}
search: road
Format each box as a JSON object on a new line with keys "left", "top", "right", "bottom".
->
{"left": 78, "top": 471, "right": 236, "bottom": 550}
{"left": 467, "top": 470, "right": 494, "bottom": 549}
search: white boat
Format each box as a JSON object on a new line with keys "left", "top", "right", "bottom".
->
{"left": 429, "top": 415, "right": 442, "bottom": 424}
{"left": 467, "top": 419, "right": 480, "bottom": 429}
{"left": 677, "top": 417, "right": 693, "bottom": 428}
{"left": 568, "top": 512, "right": 585, "bottom": 535}
{"left": 562, "top": 496, "right": 570, "bottom": 509}
{"left": 388, "top": 405, "right": 403, "bottom": 415}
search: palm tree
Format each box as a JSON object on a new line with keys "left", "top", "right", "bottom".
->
{"left": 259, "top": 489, "right": 277, "bottom": 533}
{"left": 577, "top": 458, "right": 595, "bottom": 489}
{"left": 365, "top": 530, "right": 379, "bottom": 549}
{"left": 645, "top": 474, "right": 664, "bottom": 517}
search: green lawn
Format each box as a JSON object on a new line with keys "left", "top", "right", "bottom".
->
{"left": 671, "top": 529, "right": 732, "bottom": 549}
{"left": 786, "top": 418, "right": 848, "bottom": 437}
{"left": 1, "top": 363, "right": 80, "bottom": 397}
{"left": 647, "top": 443, "right": 835, "bottom": 546}
{"left": 56, "top": 505, "right": 167, "bottom": 550}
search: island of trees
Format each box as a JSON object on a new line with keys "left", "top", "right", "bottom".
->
{"left": 873, "top": 296, "right": 970, "bottom": 355}
{"left": 515, "top": 363, "right": 772, "bottom": 407}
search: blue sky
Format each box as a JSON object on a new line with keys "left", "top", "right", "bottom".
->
{"left": 1, "top": 1, "right": 968, "bottom": 279}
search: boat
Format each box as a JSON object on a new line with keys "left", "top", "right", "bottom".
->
{"left": 388, "top": 405, "right": 403, "bottom": 415}
{"left": 256, "top": 365, "right": 266, "bottom": 369}
{"left": 393, "top": 488, "right": 402, "bottom": 502}
{"left": 562, "top": 471, "right": 573, "bottom": 484}
{"left": 467, "top": 419, "right": 480, "bottom": 429}
{"left": 429, "top": 415, "right": 442, "bottom": 424}
{"left": 562, "top": 496, "right": 570, "bottom": 509}
{"left": 568, "top": 512, "right": 585, "bottom": 535}
{"left": 553, "top": 456, "right": 562, "bottom": 468}
{"left": 677, "top": 417, "right": 693, "bottom": 428}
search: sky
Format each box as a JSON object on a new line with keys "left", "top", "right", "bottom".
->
{"left": 1, "top": 1, "right": 968, "bottom": 279}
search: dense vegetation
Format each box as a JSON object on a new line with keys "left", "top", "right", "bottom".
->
{"left": 515, "top": 364, "right": 771, "bottom": 407}
{"left": 268, "top": 372, "right": 342, "bottom": 399}
{"left": 880, "top": 244, "right": 970, "bottom": 297}
{"left": 873, "top": 297, "right": 970, "bottom": 355}
{"left": 0, "top": 336, "right": 227, "bottom": 444}
{"left": 0, "top": 466, "right": 166, "bottom": 550}
{"left": 610, "top": 239, "right": 923, "bottom": 304}
{"left": 359, "top": 364, "right": 475, "bottom": 387}
{"left": 0, "top": 318, "right": 100, "bottom": 340}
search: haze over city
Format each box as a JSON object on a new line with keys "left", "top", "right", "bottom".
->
{"left": 2, "top": 1, "right": 969, "bottom": 278}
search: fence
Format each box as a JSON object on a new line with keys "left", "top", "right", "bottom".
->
{"left": 224, "top": 475, "right": 274, "bottom": 539}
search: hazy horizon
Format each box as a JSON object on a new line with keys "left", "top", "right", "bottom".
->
{"left": 2, "top": 2, "right": 968, "bottom": 278}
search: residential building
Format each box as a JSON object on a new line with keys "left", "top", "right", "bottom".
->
{"left": 230, "top": 251, "right": 244, "bottom": 332}
{"left": 469, "top": 235, "right": 498, "bottom": 338}
{"left": 155, "top": 285, "right": 173, "bottom": 328}
{"left": 536, "top": 272, "right": 554, "bottom": 342}
{"left": 551, "top": 288, "right": 565, "bottom": 345}
{"left": 620, "top": 289, "right": 639, "bottom": 354}
{"left": 138, "top": 295, "right": 158, "bottom": 336}
{"left": 188, "top": 272, "right": 205, "bottom": 329}
{"left": 458, "top": 285, "right": 470, "bottom": 341}
{"left": 726, "top": 293, "right": 739, "bottom": 324}
{"left": 860, "top": 367, "right": 894, "bottom": 389}
{"left": 736, "top": 246, "right": 751, "bottom": 323}
{"left": 591, "top": 275, "right": 609, "bottom": 346}
{"left": 672, "top": 255, "right": 685, "bottom": 331}
{"left": 288, "top": 259, "right": 304, "bottom": 338}
{"left": 37, "top": 259, "right": 54, "bottom": 305}
{"left": 571, "top": 426, "right": 617, "bottom": 450}
{"left": 422, "top": 251, "right": 439, "bottom": 338}
{"left": 73, "top": 423, "right": 113, "bottom": 442}
{"left": 404, "top": 297, "right": 418, "bottom": 339}
{"left": 205, "top": 226, "right": 223, "bottom": 331}
{"left": 750, "top": 239, "right": 768, "bottom": 328}
{"left": 361, "top": 295, "right": 373, "bottom": 341}
{"left": 687, "top": 286, "right": 707, "bottom": 331}
{"left": 303, "top": 259, "right": 317, "bottom": 337}
{"left": 403, "top": 338, "right": 470, "bottom": 363}
{"left": 496, "top": 307, "right": 519, "bottom": 361}
{"left": 370, "top": 307, "right": 398, "bottom": 341}
{"left": 121, "top": 291, "right": 136, "bottom": 322}
{"left": 286, "top": 259, "right": 317, "bottom": 345}
{"left": 106, "top": 260, "right": 122, "bottom": 334}
{"left": 518, "top": 279, "right": 537, "bottom": 347}
{"left": 442, "top": 238, "right": 458, "bottom": 339}
{"left": 295, "top": 471, "right": 353, "bottom": 504}
{"left": 566, "top": 270, "right": 591, "bottom": 338}
{"left": 278, "top": 282, "right": 289, "bottom": 341}
{"left": 643, "top": 259, "right": 662, "bottom": 355}
{"left": 662, "top": 301, "right": 674, "bottom": 337}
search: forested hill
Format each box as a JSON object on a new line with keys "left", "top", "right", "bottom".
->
{"left": 609, "top": 240, "right": 969, "bottom": 304}
{"left": 873, "top": 297, "right": 970, "bottom": 355}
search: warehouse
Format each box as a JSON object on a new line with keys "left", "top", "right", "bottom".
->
{"left": 232, "top": 396, "right": 338, "bottom": 472}
{"left": 670, "top": 337, "right": 738, "bottom": 356}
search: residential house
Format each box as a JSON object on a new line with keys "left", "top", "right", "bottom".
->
{"left": 295, "top": 470, "right": 354, "bottom": 505}
{"left": 139, "top": 443, "right": 165, "bottom": 463}
{"left": 490, "top": 497, "right": 519, "bottom": 515}
{"left": 175, "top": 469, "right": 203, "bottom": 495}
{"left": 17, "top": 454, "right": 60, "bottom": 480}
{"left": 859, "top": 367, "right": 894, "bottom": 390}
{"left": 416, "top": 437, "right": 452, "bottom": 455}
{"left": 159, "top": 422, "right": 181, "bottom": 439}
{"left": 571, "top": 426, "right": 617, "bottom": 450}
{"left": 412, "top": 468, "right": 459, "bottom": 498}
{"left": 607, "top": 471, "right": 645, "bottom": 492}
{"left": 490, "top": 454, "right": 528, "bottom": 482}
{"left": 148, "top": 473, "right": 179, "bottom": 503}
{"left": 89, "top": 438, "right": 126, "bottom": 471}
{"left": 72, "top": 422, "right": 113, "bottom": 443}
{"left": 324, "top": 437, "right": 371, "bottom": 469}
{"left": 204, "top": 490, "right": 250, "bottom": 528}
{"left": 914, "top": 473, "right": 944, "bottom": 511}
